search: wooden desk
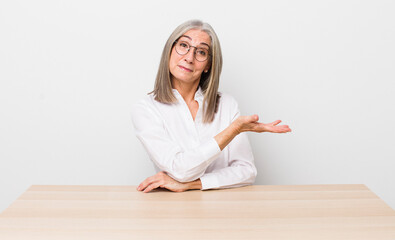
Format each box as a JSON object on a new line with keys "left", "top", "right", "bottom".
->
{"left": 1, "top": 184, "right": 395, "bottom": 239}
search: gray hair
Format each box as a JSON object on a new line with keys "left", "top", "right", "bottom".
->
{"left": 151, "top": 19, "right": 223, "bottom": 123}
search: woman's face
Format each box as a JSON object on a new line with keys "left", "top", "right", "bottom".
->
{"left": 169, "top": 29, "right": 211, "bottom": 87}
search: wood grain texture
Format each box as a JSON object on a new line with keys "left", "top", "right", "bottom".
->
{"left": 1, "top": 184, "right": 394, "bottom": 239}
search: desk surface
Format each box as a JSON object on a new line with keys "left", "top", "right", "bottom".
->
{"left": 1, "top": 184, "right": 395, "bottom": 239}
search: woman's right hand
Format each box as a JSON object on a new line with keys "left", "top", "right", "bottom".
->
{"left": 233, "top": 115, "right": 292, "bottom": 134}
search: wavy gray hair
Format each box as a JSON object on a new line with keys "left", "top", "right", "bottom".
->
{"left": 151, "top": 19, "right": 223, "bottom": 123}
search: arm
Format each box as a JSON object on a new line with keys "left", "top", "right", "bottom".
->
{"left": 133, "top": 101, "right": 288, "bottom": 184}
{"left": 200, "top": 131, "right": 257, "bottom": 190}
{"left": 131, "top": 100, "right": 221, "bottom": 183}
{"left": 201, "top": 99, "right": 291, "bottom": 190}
{"left": 135, "top": 96, "right": 291, "bottom": 193}
{"left": 137, "top": 171, "right": 202, "bottom": 193}
{"left": 215, "top": 114, "right": 291, "bottom": 150}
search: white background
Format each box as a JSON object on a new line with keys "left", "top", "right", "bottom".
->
{"left": 1, "top": 0, "right": 394, "bottom": 212}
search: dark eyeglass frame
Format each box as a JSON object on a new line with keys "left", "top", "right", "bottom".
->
{"left": 173, "top": 40, "right": 211, "bottom": 62}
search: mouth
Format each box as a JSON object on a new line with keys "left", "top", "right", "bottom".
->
{"left": 178, "top": 65, "right": 193, "bottom": 72}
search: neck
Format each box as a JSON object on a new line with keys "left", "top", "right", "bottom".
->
{"left": 171, "top": 79, "right": 200, "bottom": 103}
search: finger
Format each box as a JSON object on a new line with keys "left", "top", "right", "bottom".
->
{"left": 137, "top": 175, "right": 158, "bottom": 191}
{"left": 265, "top": 124, "right": 291, "bottom": 133}
{"left": 143, "top": 181, "right": 162, "bottom": 193}
{"left": 271, "top": 120, "right": 282, "bottom": 126}
{"left": 276, "top": 125, "right": 291, "bottom": 133}
{"left": 284, "top": 126, "right": 292, "bottom": 132}
{"left": 137, "top": 178, "right": 151, "bottom": 191}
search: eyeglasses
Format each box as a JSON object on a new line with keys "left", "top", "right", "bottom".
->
{"left": 174, "top": 40, "right": 211, "bottom": 62}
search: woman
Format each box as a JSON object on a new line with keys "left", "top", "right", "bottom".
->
{"left": 131, "top": 20, "right": 291, "bottom": 193}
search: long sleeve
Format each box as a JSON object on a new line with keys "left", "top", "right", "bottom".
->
{"left": 199, "top": 132, "right": 257, "bottom": 190}
{"left": 199, "top": 96, "right": 257, "bottom": 190}
{"left": 131, "top": 98, "right": 221, "bottom": 183}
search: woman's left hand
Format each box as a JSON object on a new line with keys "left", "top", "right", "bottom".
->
{"left": 137, "top": 171, "right": 189, "bottom": 193}
{"left": 234, "top": 115, "right": 292, "bottom": 134}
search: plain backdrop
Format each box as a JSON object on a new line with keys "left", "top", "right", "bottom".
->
{"left": 1, "top": 0, "right": 394, "bottom": 212}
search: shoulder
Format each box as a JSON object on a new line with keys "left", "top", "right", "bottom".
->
{"left": 216, "top": 92, "right": 241, "bottom": 121}
{"left": 131, "top": 94, "right": 163, "bottom": 123}
{"left": 132, "top": 94, "right": 154, "bottom": 109}
{"left": 131, "top": 93, "right": 181, "bottom": 124}
{"left": 218, "top": 92, "right": 239, "bottom": 109}
{"left": 131, "top": 94, "right": 153, "bottom": 114}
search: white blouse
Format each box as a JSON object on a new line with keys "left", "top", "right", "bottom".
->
{"left": 131, "top": 87, "right": 257, "bottom": 190}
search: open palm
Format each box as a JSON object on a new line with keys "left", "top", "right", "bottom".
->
{"left": 236, "top": 115, "right": 292, "bottom": 133}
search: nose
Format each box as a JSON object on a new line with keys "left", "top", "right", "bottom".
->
{"left": 184, "top": 47, "right": 196, "bottom": 63}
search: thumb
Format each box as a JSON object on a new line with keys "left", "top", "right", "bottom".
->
{"left": 249, "top": 114, "right": 259, "bottom": 122}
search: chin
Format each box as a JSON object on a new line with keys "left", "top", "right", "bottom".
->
{"left": 172, "top": 77, "right": 199, "bottom": 85}
{"left": 172, "top": 73, "right": 196, "bottom": 82}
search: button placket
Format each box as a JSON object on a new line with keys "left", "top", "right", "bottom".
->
{"left": 172, "top": 88, "right": 203, "bottom": 145}
{"left": 179, "top": 95, "right": 200, "bottom": 143}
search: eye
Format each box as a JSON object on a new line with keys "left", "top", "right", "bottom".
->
{"left": 197, "top": 49, "right": 208, "bottom": 56}
{"left": 179, "top": 42, "right": 189, "bottom": 48}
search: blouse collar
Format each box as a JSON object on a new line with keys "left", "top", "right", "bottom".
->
{"left": 172, "top": 86, "right": 204, "bottom": 102}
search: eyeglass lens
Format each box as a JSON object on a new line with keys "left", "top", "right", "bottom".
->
{"left": 175, "top": 41, "right": 209, "bottom": 62}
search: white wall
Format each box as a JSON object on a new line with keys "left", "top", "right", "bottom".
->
{"left": 1, "top": 0, "right": 394, "bottom": 212}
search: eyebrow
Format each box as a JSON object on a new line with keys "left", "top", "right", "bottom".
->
{"left": 180, "top": 35, "right": 210, "bottom": 48}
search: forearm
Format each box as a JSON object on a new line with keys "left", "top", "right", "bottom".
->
{"left": 214, "top": 122, "right": 240, "bottom": 151}
{"left": 200, "top": 165, "right": 257, "bottom": 190}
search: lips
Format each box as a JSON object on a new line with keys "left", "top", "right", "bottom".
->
{"left": 178, "top": 65, "right": 193, "bottom": 72}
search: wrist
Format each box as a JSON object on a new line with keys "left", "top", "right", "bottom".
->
{"left": 186, "top": 179, "right": 202, "bottom": 190}
{"left": 231, "top": 120, "right": 242, "bottom": 135}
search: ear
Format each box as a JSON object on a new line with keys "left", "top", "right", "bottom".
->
{"left": 204, "top": 59, "right": 212, "bottom": 73}
{"left": 204, "top": 65, "right": 211, "bottom": 73}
